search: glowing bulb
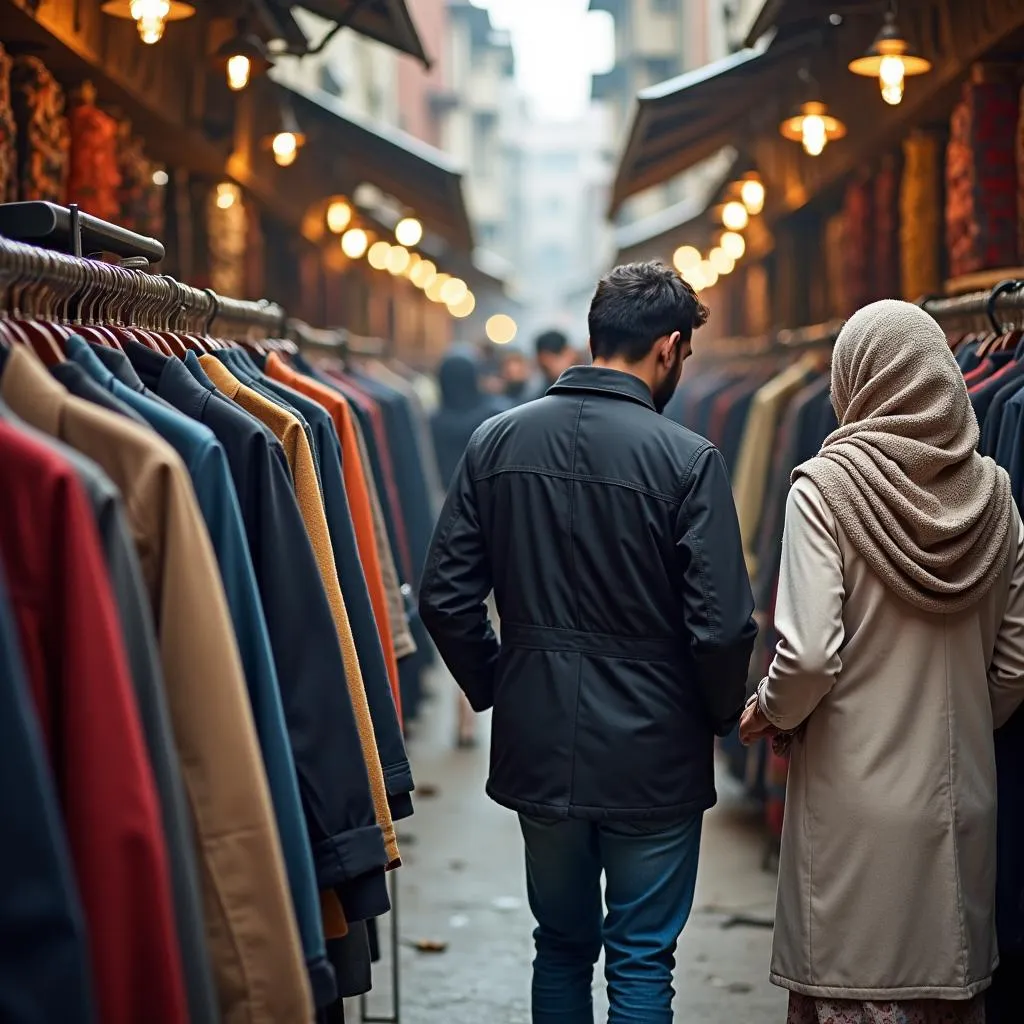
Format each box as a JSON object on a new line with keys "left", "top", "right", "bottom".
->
{"left": 721, "top": 201, "right": 749, "bottom": 231}
{"left": 673, "top": 245, "right": 701, "bottom": 273}
{"left": 326, "top": 200, "right": 352, "bottom": 234}
{"left": 152, "top": 169, "right": 169, "bottom": 187}
{"left": 341, "top": 228, "right": 369, "bottom": 259}
{"left": 426, "top": 273, "right": 451, "bottom": 303}
{"left": 395, "top": 217, "right": 423, "bottom": 247}
{"left": 697, "top": 260, "right": 719, "bottom": 289}
{"left": 440, "top": 277, "right": 468, "bottom": 306}
{"left": 387, "top": 245, "right": 411, "bottom": 276}
{"left": 879, "top": 54, "right": 905, "bottom": 105}
{"left": 801, "top": 114, "right": 827, "bottom": 156}
{"left": 709, "top": 247, "right": 735, "bottom": 276}
{"left": 485, "top": 314, "right": 518, "bottom": 345}
{"left": 272, "top": 131, "right": 299, "bottom": 167}
{"left": 720, "top": 231, "right": 746, "bottom": 260}
{"left": 368, "top": 241, "right": 391, "bottom": 270}
{"left": 412, "top": 259, "right": 436, "bottom": 289}
{"left": 740, "top": 178, "right": 765, "bottom": 215}
{"left": 215, "top": 182, "right": 239, "bottom": 210}
{"left": 226, "top": 54, "right": 251, "bottom": 91}
{"left": 449, "top": 291, "right": 476, "bottom": 318}
{"left": 405, "top": 252, "right": 422, "bottom": 278}
{"left": 683, "top": 266, "right": 706, "bottom": 291}
{"left": 131, "top": 0, "right": 171, "bottom": 43}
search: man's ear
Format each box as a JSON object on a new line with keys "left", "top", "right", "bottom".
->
{"left": 661, "top": 331, "right": 682, "bottom": 365}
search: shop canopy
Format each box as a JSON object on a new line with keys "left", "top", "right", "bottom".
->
{"left": 276, "top": 79, "right": 474, "bottom": 251}
{"left": 609, "top": 29, "right": 814, "bottom": 217}
{"left": 269, "top": 1, "right": 431, "bottom": 67}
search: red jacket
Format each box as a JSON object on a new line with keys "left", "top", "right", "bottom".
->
{"left": 0, "top": 418, "right": 188, "bottom": 1024}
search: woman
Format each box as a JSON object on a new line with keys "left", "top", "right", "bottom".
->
{"left": 430, "top": 347, "right": 508, "bottom": 747}
{"left": 740, "top": 299, "right": 1024, "bottom": 1024}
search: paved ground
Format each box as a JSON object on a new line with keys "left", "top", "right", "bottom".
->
{"left": 351, "top": 669, "right": 787, "bottom": 1023}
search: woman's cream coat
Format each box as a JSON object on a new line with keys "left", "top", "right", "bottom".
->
{"left": 758, "top": 476, "right": 1024, "bottom": 1000}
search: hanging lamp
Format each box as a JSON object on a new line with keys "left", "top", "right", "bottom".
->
{"left": 262, "top": 103, "right": 306, "bottom": 167}
{"left": 848, "top": 3, "right": 931, "bottom": 106}
{"left": 101, "top": 0, "right": 195, "bottom": 45}
{"left": 780, "top": 65, "right": 846, "bottom": 156}
{"left": 214, "top": 22, "right": 275, "bottom": 92}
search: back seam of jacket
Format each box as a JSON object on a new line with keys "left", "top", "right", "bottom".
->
{"left": 568, "top": 399, "right": 584, "bottom": 629}
{"left": 567, "top": 398, "right": 585, "bottom": 813}
{"left": 472, "top": 465, "right": 681, "bottom": 505}
{"left": 942, "top": 618, "right": 970, "bottom": 988}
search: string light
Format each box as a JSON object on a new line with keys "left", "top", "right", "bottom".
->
{"left": 326, "top": 200, "right": 352, "bottom": 234}
{"left": 368, "top": 241, "right": 391, "bottom": 270}
{"left": 673, "top": 245, "right": 701, "bottom": 274}
{"left": 272, "top": 132, "right": 299, "bottom": 167}
{"left": 721, "top": 201, "right": 749, "bottom": 231}
{"left": 411, "top": 259, "right": 436, "bottom": 289}
{"left": 215, "top": 182, "right": 240, "bottom": 210}
{"left": 740, "top": 174, "right": 765, "bottom": 215}
{"left": 341, "top": 228, "right": 369, "bottom": 260}
{"left": 395, "top": 217, "right": 423, "bottom": 247}
{"left": 709, "top": 247, "right": 735, "bottom": 276}
{"left": 720, "top": 231, "right": 746, "bottom": 260}
{"left": 426, "top": 273, "right": 451, "bottom": 303}
{"left": 386, "top": 246, "right": 412, "bottom": 276}
{"left": 449, "top": 291, "right": 476, "bottom": 318}
{"left": 486, "top": 314, "right": 517, "bottom": 345}
{"left": 697, "top": 260, "right": 719, "bottom": 289}
{"left": 440, "top": 277, "right": 468, "bottom": 306}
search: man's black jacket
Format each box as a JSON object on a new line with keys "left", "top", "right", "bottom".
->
{"left": 420, "top": 365, "right": 757, "bottom": 821}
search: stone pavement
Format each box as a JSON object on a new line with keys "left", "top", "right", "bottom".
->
{"left": 351, "top": 670, "right": 787, "bottom": 1024}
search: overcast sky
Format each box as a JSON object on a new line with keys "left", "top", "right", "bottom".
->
{"left": 470, "top": 0, "right": 615, "bottom": 120}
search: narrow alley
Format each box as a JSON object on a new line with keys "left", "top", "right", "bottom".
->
{"left": 357, "top": 670, "right": 787, "bottom": 1023}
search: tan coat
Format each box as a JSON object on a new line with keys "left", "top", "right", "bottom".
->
{"left": 758, "top": 475, "right": 1024, "bottom": 1001}
{"left": 1, "top": 348, "right": 313, "bottom": 1023}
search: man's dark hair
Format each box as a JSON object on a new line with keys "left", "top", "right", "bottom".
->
{"left": 588, "top": 261, "right": 709, "bottom": 363}
{"left": 535, "top": 329, "right": 569, "bottom": 357}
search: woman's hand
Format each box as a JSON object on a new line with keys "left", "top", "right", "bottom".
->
{"left": 739, "top": 700, "right": 778, "bottom": 746}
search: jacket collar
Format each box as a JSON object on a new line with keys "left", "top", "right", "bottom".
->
{"left": 0, "top": 344, "right": 67, "bottom": 437}
{"left": 548, "top": 365, "right": 656, "bottom": 411}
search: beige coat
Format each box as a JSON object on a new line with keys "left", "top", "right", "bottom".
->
{"left": 758, "top": 476, "right": 1024, "bottom": 1001}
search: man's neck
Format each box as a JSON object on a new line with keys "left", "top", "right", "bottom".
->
{"left": 591, "top": 357, "right": 655, "bottom": 394}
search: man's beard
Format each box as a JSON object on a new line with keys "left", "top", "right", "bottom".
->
{"left": 652, "top": 346, "right": 684, "bottom": 414}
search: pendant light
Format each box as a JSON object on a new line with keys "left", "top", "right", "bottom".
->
{"left": 262, "top": 103, "right": 305, "bottom": 167}
{"left": 101, "top": 0, "right": 195, "bottom": 45}
{"left": 739, "top": 172, "right": 765, "bottom": 215}
{"left": 780, "top": 65, "right": 846, "bottom": 156}
{"left": 214, "top": 22, "right": 274, "bottom": 92}
{"left": 848, "top": 4, "right": 930, "bottom": 106}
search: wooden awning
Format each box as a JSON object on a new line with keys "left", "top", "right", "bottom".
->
{"left": 609, "top": 29, "right": 815, "bottom": 216}
{"left": 270, "top": 0, "right": 430, "bottom": 66}
{"left": 275, "top": 78, "right": 473, "bottom": 251}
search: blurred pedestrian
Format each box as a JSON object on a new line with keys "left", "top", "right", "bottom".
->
{"left": 520, "top": 329, "right": 577, "bottom": 402}
{"left": 429, "top": 347, "right": 508, "bottom": 748}
{"left": 741, "top": 299, "right": 1024, "bottom": 1024}
{"left": 420, "top": 261, "right": 756, "bottom": 1022}
{"left": 501, "top": 349, "right": 533, "bottom": 404}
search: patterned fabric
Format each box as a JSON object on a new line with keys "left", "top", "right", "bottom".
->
{"left": 67, "top": 85, "right": 121, "bottom": 222}
{"left": 11, "top": 56, "right": 69, "bottom": 203}
{"left": 901, "top": 132, "right": 943, "bottom": 300}
{"left": 946, "top": 79, "right": 1019, "bottom": 277}
{"left": 788, "top": 992, "right": 986, "bottom": 1024}
{"left": 0, "top": 44, "right": 16, "bottom": 203}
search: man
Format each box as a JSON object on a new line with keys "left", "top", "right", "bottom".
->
{"left": 522, "top": 328, "right": 577, "bottom": 401}
{"left": 500, "top": 349, "right": 533, "bottom": 404}
{"left": 419, "top": 261, "right": 756, "bottom": 1022}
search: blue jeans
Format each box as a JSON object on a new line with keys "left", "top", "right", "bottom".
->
{"left": 519, "top": 813, "right": 703, "bottom": 1024}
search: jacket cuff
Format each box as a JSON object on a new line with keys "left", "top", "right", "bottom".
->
{"left": 335, "top": 868, "right": 391, "bottom": 923}
{"left": 312, "top": 824, "right": 388, "bottom": 889}
{"left": 382, "top": 760, "right": 414, "bottom": 799}
{"left": 307, "top": 952, "right": 338, "bottom": 1009}
{"left": 387, "top": 790, "right": 414, "bottom": 821}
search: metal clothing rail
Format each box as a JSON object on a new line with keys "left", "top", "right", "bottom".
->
{"left": 288, "top": 319, "right": 388, "bottom": 358}
{"left": 920, "top": 279, "right": 1024, "bottom": 332}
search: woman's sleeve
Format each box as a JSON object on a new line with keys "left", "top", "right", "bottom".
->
{"left": 989, "top": 510, "right": 1024, "bottom": 729}
{"left": 757, "top": 476, "right": 845, "bottom": 732}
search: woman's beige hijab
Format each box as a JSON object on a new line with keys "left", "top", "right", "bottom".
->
{"left": 793, "top": 298, "right": 1014, "bottom": 614}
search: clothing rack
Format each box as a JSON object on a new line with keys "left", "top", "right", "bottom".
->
{"left": 289, "top": 320, "right": 388, "bottom": 359}
{"left": 0, "top": 201, "right": 165, "bottom": 263}
{"left": 921, "top": 280, "right": 1024, "bottom": 331}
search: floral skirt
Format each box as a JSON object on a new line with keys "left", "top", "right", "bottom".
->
{"left": 787, "top": 992, "right": 986, "bottom": 1024}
